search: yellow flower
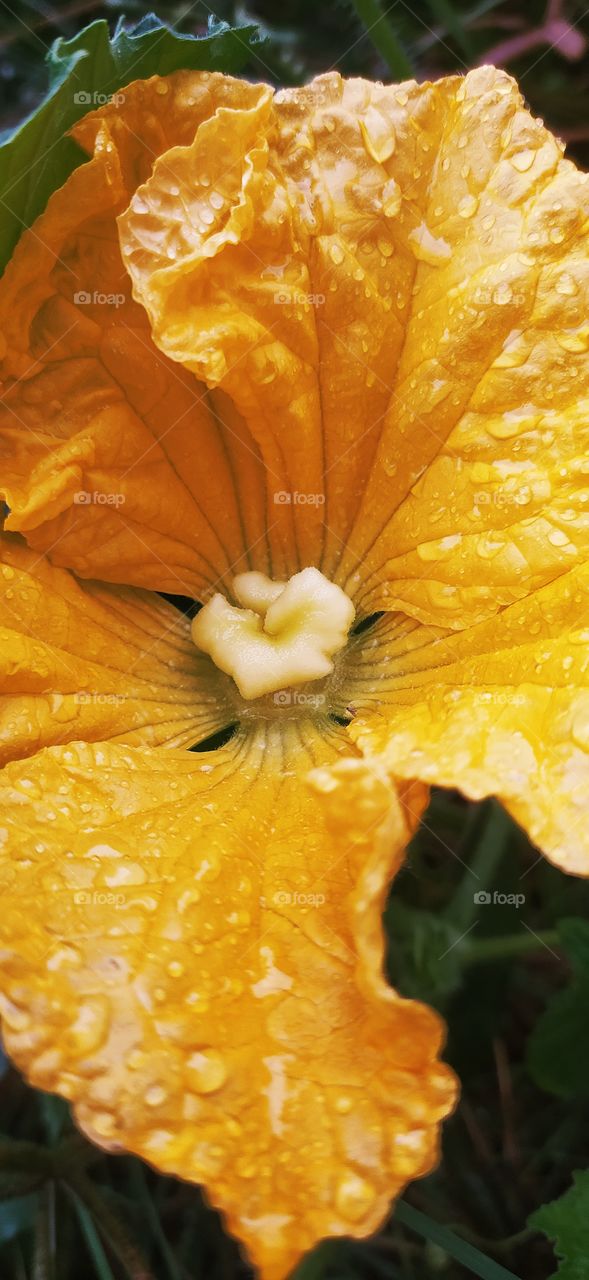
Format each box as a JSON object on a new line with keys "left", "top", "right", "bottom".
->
{"left": 0, "top": 62, "right": 588, "bottom": 1277}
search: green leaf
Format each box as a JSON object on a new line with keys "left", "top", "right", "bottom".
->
{"left": 0, "top": 13, "right": 263, "bottom": 273}
{"left": 527, "top": 918, "right": 589, "bottom": 1098}
{"left": 529, "top": 1171, "right": 589, "bottom": 1280}
{"left": 387, "top": 900, "right": 469, "bottom": 1006}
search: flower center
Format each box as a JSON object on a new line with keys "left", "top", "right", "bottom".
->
{"left": 191, "top": 568, "right": 355, "bottom": 700}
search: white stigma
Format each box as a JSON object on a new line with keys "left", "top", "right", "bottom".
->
{"left": 191, "top": 567, "right": 355, "bottom": 700}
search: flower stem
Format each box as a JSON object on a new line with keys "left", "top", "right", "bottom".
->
{"left": 466, "top": 930, "right": 560, "bottom": 964}
{"left": 292, "top": 1241, "right": 340, "bottom": 1278}
{"left": 348, "top": 0, "right": 414, "bottom": 78}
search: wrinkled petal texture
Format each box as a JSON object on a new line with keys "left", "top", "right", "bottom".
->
{"left": 115, "top": 63, "right": 589, "bottom": 874}
{"left": 0, "top": 76, "right": 271, "bottom": 596}
{"left": 4, "top": 66, "right": 589, "bottom": 612}
{"left": 119, "top": 66, "right": 589, "bottom": 624}
{"left": 0, "top": 735, "right": 454, "bottom": 1279}
{"left": 341, "top": 568, "right": 589, "bottom": 873}
{"left": 0, "top": 533, "right": 235, "bottom": 762}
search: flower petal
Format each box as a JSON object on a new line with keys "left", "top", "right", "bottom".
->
{"left": 347, "top": 567, "right": 589, "bottom": 874}
{"left": 0, "top": 532, "right": 232, "bottom": 763}
{"left": 8, "top": 66, "right": 589, "bottom": 611}
{"left": 119, "top": 66, "right": 589, "bottom": 616}
{"left": 0, "top": 732, "right": 454, "bottom": 1278}
{"left": 0, "top": 77, "right": 271, "bottom": 594}
{"left": 337, "top": 68, "right": 589, "bottom": 625}
{"left": 118, "top": 72, "right": 455, "bottom": 579}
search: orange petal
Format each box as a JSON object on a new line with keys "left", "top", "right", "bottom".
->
{"left": 7, "top": 66, "right": 589, "bottom": 613}
{"left": 0, "top": 532, "right": 233, "bottom": 762}
{"left": 346, "top": 566, "right": 589, "bottom": 874}
{"left": 336, "top": 67, "right": 589, "bottom": 626}
{"left": 118, "top": 72, "right": 454, "bottom": 580}
{"left": 119, "top": 66, "right": 589, "bottom": 618}
{"left": 0, "top": 78, "right": 269, "bottom": 594}
{"left": 0, "top": 732, "right": 455, "bottom": 1278}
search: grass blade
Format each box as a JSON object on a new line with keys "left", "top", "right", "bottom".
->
{"left": 395, "top": 1201, "right": 521, "bottom": 1280}
{"left": 348, "top": 0, "right": 413, "bottom": 78}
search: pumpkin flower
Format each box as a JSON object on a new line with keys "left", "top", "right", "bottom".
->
{"left": 1, "top": 61, "right": 589, "bottom": 1277}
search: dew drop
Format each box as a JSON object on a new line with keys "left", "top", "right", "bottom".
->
{"left": 382, "top": 177, "right": 401, "bottom": 218}
{"left": 548, "top": 528, "right": 570, "bottom": 547}
{"left": 557, "top": 327, "right": 589, "bottom": 353}
{"left": 186, "top": 1048, "right": 228, "bottom": 1094}
{"left": 335, "top": 1170, "right": 378, "bottom": 1222}
{"left": 408, "top": 223, "right": 451, "bottom": 266}
{"left": 457, "top": 193, "right": 478, "bottom": 219}
{"left": 360, "top": 107, "right": 396, "bottom": 163}
{"left": 146, "top": 1084, "right": 168, "bottom": 1107}
{"left": 510, "top": 148, "right": 535, "bottom": 172}
{"left": 555, "top": 272, "right": 578, "bottom": 297}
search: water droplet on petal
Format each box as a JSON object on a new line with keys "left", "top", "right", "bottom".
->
{"left": 382, "top": 178, "right": 401, "bottom": 218}
{"left": 457, "top": 193, "right": 478, "bottom": 218}
{"left": 511, "top": 148, "right": 535, "bottom": 172}
{"left": 360, "top": 107, "right": 396, "bottom": 163}
{"left": 146, "top": 1084, "right": 168, "bottom": 1107}
{"left": 186, "top": 1049, "right": 227, "bottom": 1094}
{"left": 557, "top": 327, "right": 589, "bottom": 353}
{"left": 408, "top": 223, "right": 452, "bottom": 266}
{"left": 555, "top": 272, "right": 578, "bottom": 296}
{"left": 335, "top": 1170, "right": 378, "bottom": 1222}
